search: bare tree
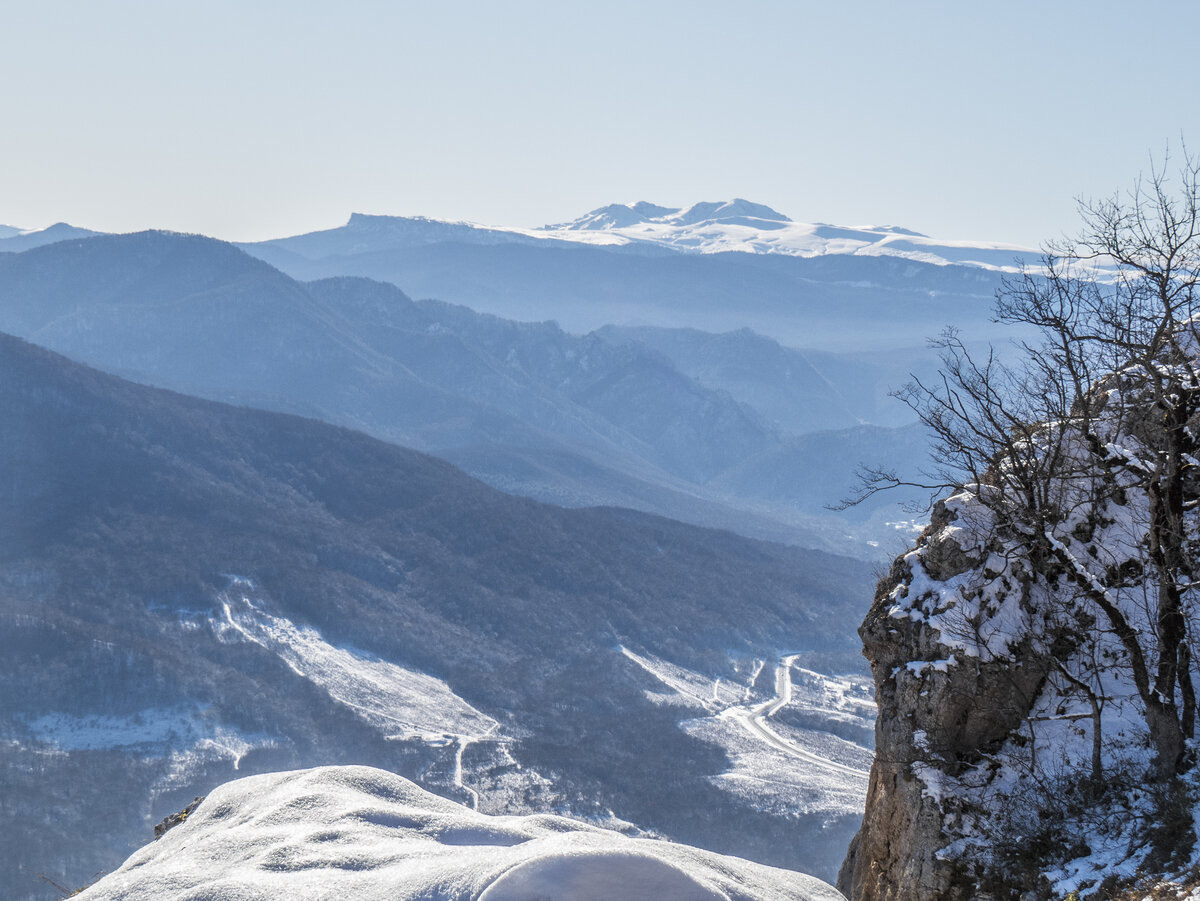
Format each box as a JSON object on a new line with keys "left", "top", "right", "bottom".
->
{"left": 857, "top": 149, "right": 1200, "bottom": 780}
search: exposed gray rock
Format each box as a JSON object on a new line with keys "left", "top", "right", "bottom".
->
{"left": 838, "top": 521, "right": 1054, "bottom": 901}
{"left": 153, "top": 796, "right": 204, "bottom": 839}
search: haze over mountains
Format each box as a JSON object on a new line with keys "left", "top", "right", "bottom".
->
{"left": 245, "top": 199, "right": 1035, "bottom": 268}
{"left": 239, "top": 201, "right": 1020, "bottom": 349}
{"left": 0, "top": 200, "right": 1010, "bottom": 899}
{"left": 1, "top": 200, "right": 1025, "bottom": 348}
{"left": 0, "top": 230, "right": 936, "bottom": 556}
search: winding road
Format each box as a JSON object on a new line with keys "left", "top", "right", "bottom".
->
{"left": 725, "top": 655, "right": 868, "bottom": 781}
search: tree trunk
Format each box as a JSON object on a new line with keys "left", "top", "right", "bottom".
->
{"left": 1180, "top": 640, "right": 1196, "bottom": 740}
{"left": 1147, "top": 695, "right": 1187, "bottom": 777}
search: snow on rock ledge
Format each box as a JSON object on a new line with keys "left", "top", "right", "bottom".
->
{"left": 837, "top": 498, "right": 1057, "bottom": 901}
{"left": 77, "top": 765, "right": 846, "bottom": 901}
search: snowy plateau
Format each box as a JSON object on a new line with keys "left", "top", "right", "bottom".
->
{"left": 242, "top": 198, "right": 1037, "bottom": 271}
{"left": 540, "top": 199, "right": 1036, "bottom": 269}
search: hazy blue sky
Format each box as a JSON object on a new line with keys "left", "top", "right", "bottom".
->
{"left": 2, "top": 0, "right": 1198, "bottom": 245}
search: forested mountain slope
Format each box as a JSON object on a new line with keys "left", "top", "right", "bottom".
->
{"left": 0, "top": 232, "right": 924, "bottom": 553}
{"left": 0, "top": 333, "right": 873, "bottom": 898}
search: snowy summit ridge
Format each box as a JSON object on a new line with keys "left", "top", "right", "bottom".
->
{"left": 545, "top": 199, "right": 794, "bottom": 231}
{"left": 531, "top": 198, "right": 980, "bottom": 260}
{"left": 532, "top": 198, "right": 1033, "bottom": 267}
{"left": 242, "top": 200, "right": 1034, "bottom": 272}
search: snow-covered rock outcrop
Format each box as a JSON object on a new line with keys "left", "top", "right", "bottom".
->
{"left": 837, "top": 496, "right": 1062, "bottom": 901}
{"left": 77, "top": 766, "right": 846, "bottom": 900}
{"left": 838, "top": 415, "right": 1200, "bottom": 898}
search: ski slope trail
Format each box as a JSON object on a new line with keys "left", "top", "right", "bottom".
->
{"left": 726, "top": 655, "right": 868, "bottom": 781}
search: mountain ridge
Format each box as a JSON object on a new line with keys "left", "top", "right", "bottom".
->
{"left": 0, "top": 230, "right": 925, "bottom": 554}
{"left": 248, "top": 200, "right": 1033, "bottom": 270}
{"left": 1, "top": 201, "right": 1031, "bottom": 271}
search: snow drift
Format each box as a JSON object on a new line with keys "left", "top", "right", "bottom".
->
{"left": 76, "top": 766, "right": 846, "bottom": 901}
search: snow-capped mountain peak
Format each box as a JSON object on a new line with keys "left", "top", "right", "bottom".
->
{"left": 245, "top": 201, "right": 1036, "bottom": 272}
{"left": 526, "top": 199, "right": 1030, "bottom": 267}
{"left": 547, "top": 201, "right": 680, "bottom": 231}
{"left": 546, "top": 199, "right": 792, "bottom": 232}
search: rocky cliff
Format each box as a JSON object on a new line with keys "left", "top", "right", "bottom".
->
{"left": 838, "top": 415, "right": 1200, "bottom": 899}
{"left": 837, "top": 497, "right": 1061, "bottom": 900}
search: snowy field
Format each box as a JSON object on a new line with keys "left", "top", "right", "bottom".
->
{"left": 212, "top": 578, "right": 498, "bottom": 743}
{"left": 620, "top": 646, "right": 873, "bottom": 819}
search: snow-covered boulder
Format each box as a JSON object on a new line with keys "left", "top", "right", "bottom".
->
{"left": 77, "top": 766, "right": 846, "bottom": 901}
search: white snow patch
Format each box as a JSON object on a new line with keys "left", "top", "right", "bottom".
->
{"left": 212, "top": 590, "right": 498, "bottom": 743}
{"left": 620, "top": 645, "right": 741, "bottom": 710}
{"left": 18, "top": 708, "right": 277, "bottom": 768}
{"left": 905, "top": 656, "right": 957, "bottom": 676}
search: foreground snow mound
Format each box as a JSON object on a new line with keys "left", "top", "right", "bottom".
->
{"left": 78, "top": 766, "right": 845, "bottom": 901}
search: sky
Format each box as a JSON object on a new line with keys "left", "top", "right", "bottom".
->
{"left": 2, "top": 0, "right": 1199, "bottom": 246}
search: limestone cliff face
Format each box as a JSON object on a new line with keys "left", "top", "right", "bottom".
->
{"left": 837, "top": 501, "right": 1056, "bottom": 901}
{"left": 836, "top": 334, "right": 1200, "bottom": 900}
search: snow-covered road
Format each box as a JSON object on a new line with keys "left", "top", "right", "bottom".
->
{"left": 725, "top": 655, "right": 869, "bottom": 781}
{"left": 619, "top": 645, "right": 871, "bottom": 785}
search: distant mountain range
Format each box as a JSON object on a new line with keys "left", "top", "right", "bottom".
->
{"left": 245, "top": 199, "right": 1035, "bottom": 269}
{"left": 0, "top": 221, "right": 100, "bottom": 251}
{"left": 239, "top": 215, "right": 1016, "bottom": 351}
{"left": 4, "top": 199, "right": 1032, "bottom": 266}
{"left": 0, "top": 231, "right": 934, "bottom": 555}
{"left": 0, "top": 332, "right": 874, "bottom": 898}
{"left": 1, "top": 202, "right": 1026, "bottom": 350}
